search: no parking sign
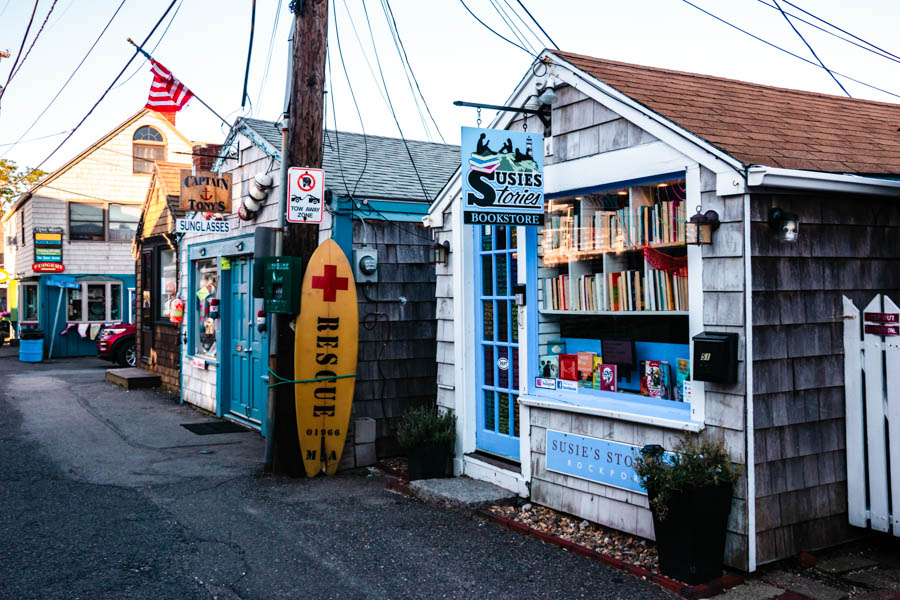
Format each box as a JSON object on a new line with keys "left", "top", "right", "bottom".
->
{"left": 287, "top": 167, "right": 325, "bottom": 224}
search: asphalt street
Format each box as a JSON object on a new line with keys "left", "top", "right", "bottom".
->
{"left": 0, "top": 353, "right": 673, "bottom": 600}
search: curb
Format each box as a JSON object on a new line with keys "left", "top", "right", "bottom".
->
{"left": 477, "top": 508, "right": 744, "bottom": 599}
{"left": 374, "top": 461, "right": 408, "bottom": 480}
{"left": 385, "top": 479, "right": 411, "bottom": 496}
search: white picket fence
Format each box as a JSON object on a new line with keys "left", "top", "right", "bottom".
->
{"left": 843, "top": 294, "right": 900, "bottom": 535}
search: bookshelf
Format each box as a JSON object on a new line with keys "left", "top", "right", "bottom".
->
{"left": 538, "top": 180, "right": 689, "bottom": 316}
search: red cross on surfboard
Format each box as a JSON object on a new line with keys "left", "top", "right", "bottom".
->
{"left": 311, "top": 264, "right": 348, "bottom": 302}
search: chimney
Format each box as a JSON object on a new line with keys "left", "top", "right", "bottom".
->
{"left": 192, "top": 143, "right": 223, "bottom": 172}
{"left": 160, "top": 111, "right": 176, "bottom": 127}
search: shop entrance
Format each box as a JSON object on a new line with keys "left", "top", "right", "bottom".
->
{"left": 473, "top": 225, "right": 520, "bottom": 460}
{"left": 223, "top": 256, "right": 267, "bottom": 429}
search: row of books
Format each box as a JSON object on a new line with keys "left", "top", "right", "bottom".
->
{"left": 539, "top": 265, "right": 688, "bottom": 312}
{"left": 543, "top": 201, "right": 686, "bottom": 255}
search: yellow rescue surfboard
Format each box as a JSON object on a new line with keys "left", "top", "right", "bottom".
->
{"left": 295, "top": 238, "right": 358, "bottom": 477}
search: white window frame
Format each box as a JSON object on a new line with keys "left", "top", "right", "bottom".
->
{"left": 20, "top": 282, "right": 39, "bottom": 323}
{"left": 67, "top": 281, "right": 124, "bottom": 323}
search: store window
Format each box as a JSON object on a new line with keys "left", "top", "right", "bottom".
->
{"left": 65, "top": 282, "right": 123, "bottom": 322}
{"left": 532, "top": 177, "right": 693, "bottom": 411}
{"left": 21, "top": 284, "right": 38, "bottom": 322}
{"left": 159, "top": 248, "right": 177, "bottom": 320}
{"left": 108, "top": 204, "right": 140, "bottom": 241}
{"left": 69, "top": 203, "right": 105, "bottom": 241}
{"left": 194, "top": 259, "right": 218, "bottom": 358}
{"left": 133, "top": 126, "right": 165, "bottom": 173}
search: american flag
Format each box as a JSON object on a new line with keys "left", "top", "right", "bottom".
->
{"left": 144, "top": 59, "right": 193, "bottom": 113}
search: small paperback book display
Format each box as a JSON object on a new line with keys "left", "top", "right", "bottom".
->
{"left": 533, "top": 178, "right": 692, "bottom": 405}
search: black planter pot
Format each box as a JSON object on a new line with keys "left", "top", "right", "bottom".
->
{"left": 650, "top": 483, "right": 733, "bottom": 585}
{"left": 406, "top": 442, "right": 453, "bottom": 480}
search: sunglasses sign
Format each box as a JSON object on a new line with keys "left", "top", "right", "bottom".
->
{"left": 461, "top": 127, "right": 544, "bottom": 226}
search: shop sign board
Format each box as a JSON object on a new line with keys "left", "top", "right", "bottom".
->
{"left": 864, "top": 312, "right": 899, "bottom": 323}
{"left": 175, "top": 218, "right": 232, "bottom": 235}
{"left": 33, "top": 226, "right": 64, "bottom": 270}
{"left": 179, "top": 170, "right": 233, "bottom": 212}
{"left": 865, "top": 324, "right": 899, "bottom": 336}
{"left": 45, "top": 275, "right": 79, "bottom": 289}
{"left": 461, "top": 126, "right": 544, "bottom": 226}
{"left": 546, "top": 430, "right": 662, "bottom": 494}
{"left": 286, "top": 167, "right": 325, "bottom": 224}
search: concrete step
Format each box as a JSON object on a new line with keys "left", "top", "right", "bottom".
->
{"left": 409, "top": 476, "right": 517, "bottom": 514}
{"left": 106, "top": 368, "right": 161, "bottom": 390}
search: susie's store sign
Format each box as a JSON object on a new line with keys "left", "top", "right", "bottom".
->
{"left": 545, "top": 430, "right": 647, "bottom": 494}
{"left": 461, "top": 127, "right": 544, "bottom": 226}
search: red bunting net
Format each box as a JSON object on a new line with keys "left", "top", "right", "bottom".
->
{"left": 643, "top": 246, "right": 687, "bottom": 277}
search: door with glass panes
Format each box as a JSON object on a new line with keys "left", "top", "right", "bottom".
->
{"left": 474, "top": 225, "right": 520, "bottom": 459}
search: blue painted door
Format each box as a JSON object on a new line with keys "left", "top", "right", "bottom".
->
{"left": 474, "top": 225, "right": 520, "bottom": 460}
{"left": 225, "top": 257, "right": 267, "bottom": 428}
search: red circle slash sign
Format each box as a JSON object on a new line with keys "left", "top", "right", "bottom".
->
{"left": 297, "top": 172, "right": 316, "bottom": 192}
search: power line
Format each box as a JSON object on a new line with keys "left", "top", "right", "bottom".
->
{"left": 772, "top": 0, "right": 850, "bottom": 97}
{"left": 8, "top": 0, "right": 59, "bottom": 83}
{"left": 381, "top": 0, "right": 445, "bottom": 143}
{"left": 754, "top": 0, "right": 900, "bottom": 65}
{"left": 0, "top": 129, "right": 70, "bottom": 147}
{"left": 1, "top": 0, "right": 129, "bottom": 160}
{"left": 0, "top": 0, "right": 40, "bottom": 107}
{"left": 501, "top": 0, "right": 546, "bottom": 52}
{"left": 12, "top": 0, "right": 181, "bottom": 187}
{"left": 253, "top": 0, "right": 282, "bottom": 114}
{"left": 490, "top": 0, "right": 535, "bottom": 55}
{"left": 678, "top": 0, "right": 900, "bottom": 100}
{"left": 360, "top": 0, "right": 430, "bottom": 200}
{"left": 458, "top": 0, "right": 533, "bottom": 56}
{"left": 515, "top": 0, "right": 558, "bottom": 50}
{"left": 332, "top": 0, "right": 369, "bottom": 198}
{"left": 241, "top": 0, "right": 257, "bottom": 109}
{"left": 0, "top": 0, "right": 11, "bottom": 18}
{"left": 112, "top": 0, "right": 183, "bottom": 91}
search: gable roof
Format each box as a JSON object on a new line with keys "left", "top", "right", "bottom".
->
{"left": 553, "top": 50, "right": 900, "bottom": 175}
{"left": 230, "top": 118, "right": 460, "bottom": 202}
{"left": 133, "top": 161, "right": 190, "bottom": 244}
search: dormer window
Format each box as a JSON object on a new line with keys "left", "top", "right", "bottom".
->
{"left": 133, "top": 126, "right": 165, "bottom": 173}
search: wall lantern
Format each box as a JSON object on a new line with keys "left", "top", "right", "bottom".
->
{"left": 513, "top": 284, "right": 527, "bottom": 306}
{"left": 768, "top": 207, "right": 800, "bottom": 242}
{"left": 685, "top": 206, "right": 721, "bottom": 245}
{"left": 430, "top": 240, "right": 450, "bottom": 265}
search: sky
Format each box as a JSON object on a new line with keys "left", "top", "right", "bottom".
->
{"left": 1, "top": 0, "right": 900, "bottom": 174}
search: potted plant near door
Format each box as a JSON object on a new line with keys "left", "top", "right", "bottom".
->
{"left": 635, "top": 437, "right": 740, "bottom": 585}
{"left": 396, "top": 405, "right": 456, "bottom": 480}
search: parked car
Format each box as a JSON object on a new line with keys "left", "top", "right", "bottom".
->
{"left": 97, "top": 323, "right": 136, "bottom": 367}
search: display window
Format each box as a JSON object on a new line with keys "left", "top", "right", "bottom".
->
{"left": 158, "top": 248, "right": 177, "bottom": 320}
{"left": 66, "top": 282, "right": 124, "bottom": 322}
{"left": 530, "top": 176, "right": 694, "bottom": 415}
{"left": 194, "top": 259, "right": 218, "bottom": 358}
{"left": 21, "top": 283, "right": 38, "bottom": 322}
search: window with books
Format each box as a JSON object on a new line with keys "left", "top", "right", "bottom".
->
{"left": 533, "top": 177, "right": 694, "bottom": 411}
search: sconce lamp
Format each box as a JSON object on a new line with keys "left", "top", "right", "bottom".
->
{"left": 685, "top": 206, "right": 721, "bottom": 245}
{"left": 430, "top": 240, "right": 450, "bottom": 265}
{"left": 538, "top": 76, "right": 560, "bottom": 106}
{"left": 513, "top": 284, "right": 526, "bottom": 306}
{"left": 768, "top": 207, "right": 800, "bottom": 242}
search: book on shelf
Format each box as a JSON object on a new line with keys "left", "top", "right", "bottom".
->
{"left": 593, "top": 360, "right": 617, "bottom": 392}
{"left": 675, "top": 358, "right": 690, "bottom": 402}
{"left": 559, "top": 354, "right": 578, "bottom": 381}
{"left": 539, "top": 354, "right": 559, "bottom": 379}
{"left": 577, "top": 351, "right": 595, "bottom": 388}
{"left": 640, "top": 360, "right": 672, "bottom": 399}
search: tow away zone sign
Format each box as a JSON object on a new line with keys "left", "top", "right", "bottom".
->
{"left": 287, "top": 167, "right": 325, "bottom": 224}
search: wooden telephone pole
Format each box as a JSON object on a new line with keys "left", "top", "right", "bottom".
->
{"left": 270, "top": 0, "right": 329, "bottom": 475}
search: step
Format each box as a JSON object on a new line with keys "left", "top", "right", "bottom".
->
{"left": 106, "top": 367, "right": 162, "bottom": 390}
{"left": 409, "top": 476, "right": 517, "bottom": 514}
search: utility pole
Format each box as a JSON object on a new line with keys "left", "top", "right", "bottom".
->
{"left": 268, "top": 0, "right": 329, "bottom": 475}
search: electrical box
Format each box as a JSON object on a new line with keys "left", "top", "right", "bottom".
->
{"left": 260, "top": 256, "right": 304, "bottom": 314}
{"left": 353, "top": 248, "right": 378, "bottom": 283}
{"left": 692, "top": 331, "right": 739, "bottom": 384}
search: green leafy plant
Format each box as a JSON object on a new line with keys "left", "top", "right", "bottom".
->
{"left": 634, "top": 437, "right": 740, "bottom": 520}
{"left": 396, "top": 405, "right": 456, "bottom": 448}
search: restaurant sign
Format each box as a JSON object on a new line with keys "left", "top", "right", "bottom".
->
{"left": 461, "top": 127, "right": 544, "bottom": 226}
{"left": 33, "top": 226, "right": 64, "bottom": 272}
{"left": 179, "top": 170, "right": 233, "bottom": 212}
{"left": 546, "top": 430, "right": 654, "bottom": 494}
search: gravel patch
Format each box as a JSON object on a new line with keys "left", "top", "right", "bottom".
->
{"left": 489, "top": 503, "right": 660, "bottom": 573}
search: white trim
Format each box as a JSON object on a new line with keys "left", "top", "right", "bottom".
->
{"left": 743, "top": 191, "right": 757, "bottom": 572}
{"left": 462, "top": 454, "right": 529, "bottom": 497}
{"left": 747, "top": 166, "right": 900, "bottom": 196}
{"left": 425, "top": 167, "right": 461, "bottom": 226}
{"left": 450, "top": 183, "right": 474, "bottom": 472}
{"left": 687, "top": 164, "right": 707, "bottom": 424}
{"left": 519, "top": 395, "right": 705, "bottom": 432}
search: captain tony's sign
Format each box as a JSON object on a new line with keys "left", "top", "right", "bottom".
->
{"left": 461, "top": 127, "right": 544, "bottom": 226}
{"left": 179, "top": 170, "right": 233, "bottom": 213}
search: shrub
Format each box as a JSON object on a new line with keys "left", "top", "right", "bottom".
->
{"left": 396, "top": 406, "right": 456, "bottom": 449}
{"left": 634, "top": 437, "right": 740, "bottom": 520}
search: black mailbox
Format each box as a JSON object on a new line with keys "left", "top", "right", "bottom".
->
{"left": 692, "top": 331, "right": 738, "bottom": 383}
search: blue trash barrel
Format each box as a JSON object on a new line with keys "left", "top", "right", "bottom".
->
{"left": 19, "top": 329, "right": 44, "bottom": 362}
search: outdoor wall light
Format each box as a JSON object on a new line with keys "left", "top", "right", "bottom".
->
{"left": 685, "top": 206, "right": 721, "bottom": 246}
{"left": 768, "top": 207, "right": 800, "bottom": 242}
{"left": 430, "top": 240, "right": 450, "bottom": 265}
{"left": 538, "top": 76, "right": 560, "bottom": 106}
{"left": 514, "top": 284, "right": 527, "bottom": 306}
{"left": 235, "top": 241, "right": 244, "bottom": 251}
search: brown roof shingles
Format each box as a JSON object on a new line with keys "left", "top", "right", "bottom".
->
{"left": 554, "top": 50, "right": 900, "bottom": 175}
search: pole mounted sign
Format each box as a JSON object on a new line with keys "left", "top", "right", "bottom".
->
{"left": 461, "top": 126, "right": 544, "bottom": 226}
{"left": 287, "top": 167, "right": 325, "bottom": 224}
{"left": 179, "top": 170, "right": 233, "bottom": 212}
{"left": 33, "top": 226, "right": 64, "bottom": 272}
{"left": 175, "top": 218, "right": 232, "bottom": 235}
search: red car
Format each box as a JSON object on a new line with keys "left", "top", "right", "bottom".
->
{"left": 97, "top": 323, "right": 137, "bottom": 367}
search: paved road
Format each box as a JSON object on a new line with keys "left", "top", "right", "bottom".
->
{"left": 0, "top": 355, "right": 672, "bottom": 599}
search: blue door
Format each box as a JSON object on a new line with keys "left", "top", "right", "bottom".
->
{"left": 225, "top": 256, "right": 267, "bottom": 429}
{"left": 474, "top": 225, "right": 520, "bottom": 460}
